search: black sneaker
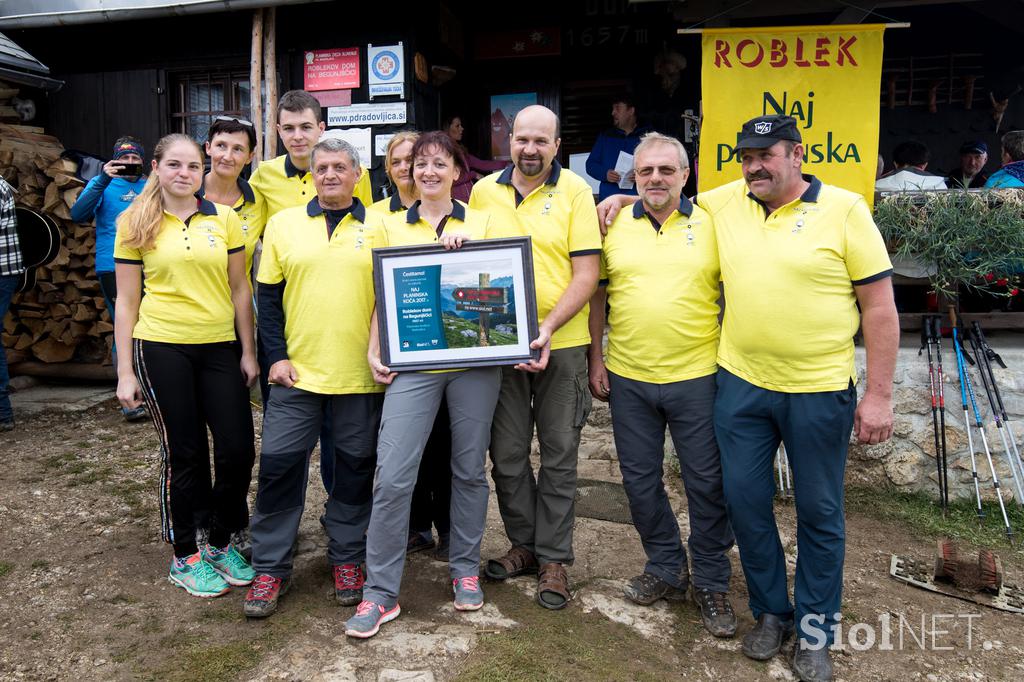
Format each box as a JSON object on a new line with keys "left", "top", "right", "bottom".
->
{"left": 692, "top": 588, "right": 737, "bottom": 637}
{"left": 791, "top": 642, "right": 834, "bottom": 682}
{"left": 406, "top": 531, "right": 435, "bottom": 554}
{"left": 231, "top": 527, "right": 252, "bottom": 562}
{"left": 333, "top": 563, "right": 365, "bottom": 606}
{"left": 622, "top": 573, "right": 688, "bottom": 606}
{"left": 742, "top": 613, "right": 795, "bottom": 660}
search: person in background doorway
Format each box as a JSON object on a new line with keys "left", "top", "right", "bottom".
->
{"left": 444, "top": 115, "right": 508, "bottom": 203}
{"left": 946, "top": 140, "right": 989, "bottom": 189}
{"left": 875, "top": 141, "right": 947, "bottom": 191}
{"left": 586, "top": 96, "right": 652, "bottom": 200}
{"left": 983, "top": 131, "right": 1024, "bottom": 188}
{"left": 70, "top": 136, "right": 149, "bottom": 422}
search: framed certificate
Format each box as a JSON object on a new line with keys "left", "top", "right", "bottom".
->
{"left": 372, "top": 236, "right": 540, "bottom": 371}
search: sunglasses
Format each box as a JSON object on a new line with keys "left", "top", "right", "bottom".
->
{"left": 213, "top": 115, "right": 254, "bottom": 128}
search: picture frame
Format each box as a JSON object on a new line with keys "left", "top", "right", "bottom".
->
{"left": 372, "top": 236, "right": 540, "bottom": 372}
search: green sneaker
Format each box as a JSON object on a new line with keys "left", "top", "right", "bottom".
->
{"left": 168, "top": 552, "right": 231, "bottom": 598}
{"left": 203, "top": 544, "right": 256, "bottom": 586}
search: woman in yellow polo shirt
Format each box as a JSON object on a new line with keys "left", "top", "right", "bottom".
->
{"left": 346, "top": 131, "right": 499, "bottom": 638}
{"left": 372, "top": 131, "right": 418, "bottom": 215}
{"left": 113, "top": 134, "right": 259, "bottom": 599}
{"left": 374, "top": 131, "right": 454, "bottom": 559}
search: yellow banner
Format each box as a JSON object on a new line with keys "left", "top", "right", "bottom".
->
{"left": 698, "top": 25, "right": 885, "bottom": 204}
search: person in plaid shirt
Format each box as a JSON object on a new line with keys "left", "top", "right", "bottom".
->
{"left": 0, "top": 175, "right": 25, "bottom": 431}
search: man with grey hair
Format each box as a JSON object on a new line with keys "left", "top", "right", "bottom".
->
{"left": 244, "top": 137, "right": 388, "bottom": 618}
{"left": 587, "top": 131, "right": 736, "bottom": 637}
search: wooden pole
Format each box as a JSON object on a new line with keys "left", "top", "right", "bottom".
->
{"left": 249, "top": 8, "right": 263, "bottom": 167}
{"left": 478, "top": 273, "right": 490, "bottom": 347}
{"left": 263, "top": 6, "right": 278, "bottom": 160}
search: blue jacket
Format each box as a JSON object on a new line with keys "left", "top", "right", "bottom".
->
{"left": 983, "top": 161, "right": 1024, "bottom": 189}
{"left": 586, "top": 124, "right": 652, "bottom": 200}
{"left": 70, "top": 174, "right": 147, "bottom": 273}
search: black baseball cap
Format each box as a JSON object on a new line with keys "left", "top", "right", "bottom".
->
{"left": 959, "top": 140, "right": 988, "bottom": 155}
{"left": 736, "top": 115, "right": 802, "bottom": 149}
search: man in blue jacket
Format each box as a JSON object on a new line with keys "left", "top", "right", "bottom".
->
{"left": 586, "top": 97, "right": 652, "bottom": 201}
{"left": 70, "top": 136, "right": 148, "bottom": 421}
{"left": 984, "top": 131, "right": 1024, "bottom": 189}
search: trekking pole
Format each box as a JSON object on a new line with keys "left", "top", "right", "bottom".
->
{"left": 972, "top": 322, "right": 1024, "bottom": 480}
{"left": 929, "top": 316, "right": 951, "bottom": 509}
{"left": 782, "top": 444, "right": 792, "bottom": 492}
{"left": 956, "top": 328, "right": 1014, "bottom": 544}
{"left": 967, "top": 327, "right": 1024, "bottom": 505}
{"left": 920, "top": 318, "right": 947, "bottom": 511}
{"left": 952, "top": 324, "right": 984, "bottom": 520}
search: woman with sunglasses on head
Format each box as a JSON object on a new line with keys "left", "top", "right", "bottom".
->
{"left": 114, "top": 134, "right": 259, "bottom": 599}
{"left": 199, "top": 116, "right": 266, "bottom": 282}
{"left": 346, "top": 131, "right": 498, "bottom": 639}
{"left": 373, "top": 131, "right": 454, "bottom": 560}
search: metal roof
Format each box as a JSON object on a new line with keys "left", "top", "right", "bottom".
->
{"left": 0, "top": 0, "right": 327, "bottom": 28}
{"left": 0, "top": 30, "right": 62, "bottom": 90}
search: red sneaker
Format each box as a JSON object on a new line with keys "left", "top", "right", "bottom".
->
{"left": 243, "top": 574, "right": 289, "bottom": 618}
{"left": 333, "top": 563, "right": 365, "bottom": 607}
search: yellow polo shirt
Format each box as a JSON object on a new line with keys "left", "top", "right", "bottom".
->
{"left": 257, "top": 198, "right": 384, "bottom": 395}
{"left": 371, "top": 193, "right": 407, "bottom": 216}
{"left": 380, "top": 200, "right": 489, "bottom": 247}
{"left": 198, "top": 176, "right": 266, "bottom": 278}
{"left": 600, "top": 198, "right": 719, "bottom": 383}
{"left": 250, "top": 153, "right": 373, "bottom": 219}
{"left": 114, "top": 199, "right": 244, "bottom": 344}
{"left": 469, "top": 161, "right": 601, "bottom": 350}
{"left": 696, "top": 175, "right": 893, "bottom": 393}
{"left": 379, "top": 201, "right": 491, "bottom": 374}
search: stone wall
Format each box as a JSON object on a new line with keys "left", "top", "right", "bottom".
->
{"left": 848, "top": 346, "right": 1024, "bottom": 503}
{"left": 587, "top": 345, "right": 1024, "bottom": 504}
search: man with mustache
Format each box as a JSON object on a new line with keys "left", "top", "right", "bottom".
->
{"left": 470, "top": 105, "right": 601, "bottom": 610}
{"left": 698, "top": 115, "right": 898, "bottom": 682}
{"left": 587, "top": 132, "right": 736, "bottom": 637}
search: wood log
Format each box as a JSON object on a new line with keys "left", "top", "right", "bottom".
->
{"left": 9, "top": 361, "right": 115, "bottom": 381}
{"left": 30, "top": 337, "right": 76, "bottom": 363}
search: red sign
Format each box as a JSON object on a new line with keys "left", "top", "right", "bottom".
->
{"left": 310, "top": 89, "right": 353, "bottom": 108}
{"left": 304, "top": 48, "right": 360, "bottom": 92}
{"left": 454, "top": 287, "right": 506, "bottom": 303}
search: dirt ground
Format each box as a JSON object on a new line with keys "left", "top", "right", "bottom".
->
{"left": 1, "top": 391, "right": 1023, "bottom": 681}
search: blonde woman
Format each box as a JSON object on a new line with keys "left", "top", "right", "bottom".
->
{"left": 372, "top": 131, "right": 419, "bottom": 215}
{"left": 114, "top": 134, "right": 258, "bottom": 598}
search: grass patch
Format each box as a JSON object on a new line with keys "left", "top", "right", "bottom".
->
{"left": 846, "top": 485, "right": 1024, "bottom": 559}
{"left": 454, "top": 585, "right": 684, "bottom": 682}
{"left": 148, "top": 629, "right": 280, "bottom": 681}
{"left": 0, "top": 561, "right": 13, "bottom": 578}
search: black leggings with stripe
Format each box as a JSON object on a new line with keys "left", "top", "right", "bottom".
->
{"left": 133, "top": 339, "right": 256, "bottom": 558}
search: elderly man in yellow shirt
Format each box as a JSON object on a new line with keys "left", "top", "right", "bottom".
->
{"left": 588, "top": 132, "right": 736, "bottom": 638}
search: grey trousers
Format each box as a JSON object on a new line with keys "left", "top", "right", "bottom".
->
{"left": 251, "top": 386, "right": 383, "bottom": 578}
{"left": 489, "top": 345, "right": 591, "bottom": 565}
{"left": 362, "top": 368, "right": 501, "bottom": 608}
{"left": 608, "top": 371, "right": 734, "bottom": 592}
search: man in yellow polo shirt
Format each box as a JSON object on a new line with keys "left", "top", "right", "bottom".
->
{"left": 470, "top": 105, "right": 601, "bottom": 610}
{"left": 697, "top": 115, "right": 898, "bottom": 682}
{"left": 249, "top": 89, "right": 373, "bottom": 495}
{"left": 588, "top": 132, "right": 736, "bottom": 638}
{"left": 250, "top": 89, "right": 372, "bottom": 219}
{"left": 244, "top": 137, "right": 385, "bottom": 619}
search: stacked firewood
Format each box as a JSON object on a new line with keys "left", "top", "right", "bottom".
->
{"left": 1, "top": 116, "right": 112, "bottom": 366}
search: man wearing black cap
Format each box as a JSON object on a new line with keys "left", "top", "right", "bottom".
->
{"left": 946, "top": 141, "right": 989, "bottom": 189}
{"left": 696, "top": 115, "right": 899, "bottom": 682}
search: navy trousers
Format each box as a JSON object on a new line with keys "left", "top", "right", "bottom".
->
{"left": 714, "top": 369, "right": 855, "bottom": 646}
{"left": 608, "top": 371, "right": 733, "bottom": 592}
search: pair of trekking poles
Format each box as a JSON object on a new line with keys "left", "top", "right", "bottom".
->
{"left": 922, "top": 315, "right": 1024, "bottom": 544}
